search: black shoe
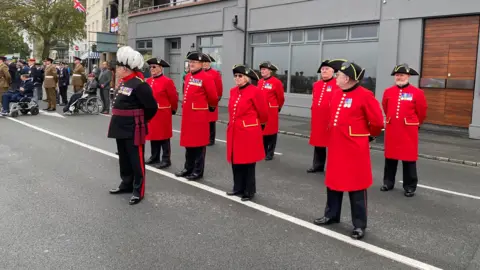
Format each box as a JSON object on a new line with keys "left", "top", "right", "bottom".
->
{"left": 185, "top": 173, "right": 203, "bottom": 181}
{"left": 351, "top": 228, "right": 365, "bottom": 240}
{"left": 241, "top": 194, "right": 254, "bottom": 201}
{"left": 43, "top": 108, "right": 51, "bottom": 111}
{"left": 145, "top": 157, "right": 159, "bottom": 165}
{"left": 380, "top": 185, "right": 393, "bottom": 192}
{"left": 109, "top": 188, "right": 133, "bottom": 194}
{"left": 307, "top": 167, "right": 324, "bottom": 173}
{"left": 115, "top": 152, "right": 119, "bottom": 155}
{"left": 156, "top": 160, "right": 171, "bottom": 169}
{"left": 404, "top": 190, "right": 415, "bottom": 197}
{"left": 313, "top": 216, "right": 340, "bottom": 226}
{"left": 129, "top": 196, "right": 142, "bottom": 205}
{"left": 175, "top": 169, "right": 191, "bottom": 177}
{"left": 226, "top": 191, "right": 242, "bottom": 196}
{"left": 208, "top": 141, "right": 215, "bottom": 146}
{"left": 265, "top": 156, "right": 273, "bottom": 161}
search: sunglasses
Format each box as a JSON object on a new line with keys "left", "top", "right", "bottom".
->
{"left": 234, "top": 74, "right": 244, "bottom": 78}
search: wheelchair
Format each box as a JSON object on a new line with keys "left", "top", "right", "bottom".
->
{"left": 66, "top": 90, "right": 104, "bottom": 115}
{"left": 9, "top": 96, "right": 40, "bottom": 117}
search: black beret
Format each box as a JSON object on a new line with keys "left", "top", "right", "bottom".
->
{"left": 73, "top": 57, "right": 81, "bottom": 61}
{"left": 0, "top": 56, "right": 6, "bottom": 61}
{"left": 186, "top": 51, "right": 210, "bottom": 62}
{"left": 20, "top": 69, "right": 30, "bottom": 76}
{"left": 339, "top": 61, "right": 365, "bottom": 81}
{"left": 146, "top": 57, "right": 171, "bottom": 67}
{"left": 391, "top": 64, "right": 419, "bottom": 76}
{"left": 259, "top": 61, "right": 278, "bottom": 71}
{"left": 44, "top": 57, "right": 53, "bottom": 62}
{"left": 233, "top": 64, "right": 260, "bottom": 81}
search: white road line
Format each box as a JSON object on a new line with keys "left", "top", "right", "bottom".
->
{"left": 399, "top": 181, "right": 480, "bottom": 200}
{"left": 39, "top": 110, "right": 66, "bottom": 118}
{"left": 6, "top": 116, "right": 441, "bottom": 270}
{"left": 99, "top": 113, "right": 283, "bottom": 156}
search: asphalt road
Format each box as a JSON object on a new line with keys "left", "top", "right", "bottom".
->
{"left": 1, "top": 109, "right": 479, "bottom": 270}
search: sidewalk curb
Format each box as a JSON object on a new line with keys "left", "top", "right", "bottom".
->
{"left": 215, "top": 119, "right": 480, "bottom": 168}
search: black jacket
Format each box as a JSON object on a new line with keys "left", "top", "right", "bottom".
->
{"left": 107, "top": 76, "right": 157, "bottom": 139}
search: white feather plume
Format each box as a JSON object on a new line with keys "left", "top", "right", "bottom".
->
{"left": 116, "top": 46, "right": 144, "bottom": 70}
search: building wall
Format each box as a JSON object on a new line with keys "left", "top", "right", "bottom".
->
{"left": 128, "top": 0, "right": 480, "bottom": 136}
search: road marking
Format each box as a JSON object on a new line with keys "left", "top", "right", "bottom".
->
{"left": 6, "top": 116, "right": 441, "bottom": 270}
{"left": 39, "top": 110, "right": 66, "bottom": 118}
{"left": 399, "top": 181, "right": 480, "bottom": 200}
{"left": 99, "top": 113, "right": 284, "bottom": 156}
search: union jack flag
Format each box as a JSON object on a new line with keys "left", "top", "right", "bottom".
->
{"left": 73, "top": 0, "right": 86, "bottom": 13}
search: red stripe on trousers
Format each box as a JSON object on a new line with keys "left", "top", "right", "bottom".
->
{"left": 138, "top": 144, "right": 145, "bottom": 198}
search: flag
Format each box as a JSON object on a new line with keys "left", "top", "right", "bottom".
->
{"left": 110, "top": 17, "right": 119, "bottom": 33}
{"left": 73, "top": 0, "right": 86, "bottom": 13}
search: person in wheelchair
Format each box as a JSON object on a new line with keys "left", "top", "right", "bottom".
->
{"left": 1, "top": 70, "right": 34, "bottom": 116}
{"left": 63, "top": 73, "right": 98, "bottom": 115}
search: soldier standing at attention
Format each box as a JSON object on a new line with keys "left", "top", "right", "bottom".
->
{"left": 108, "top": 46, "right": 158, "bottom": 205}
{"left": 0, "top": 56, "right": 12, "bottom": 106}
{"left": 43, "top": 58, "right": 58, "bottom": 111}
{"left": 175, "top": 51, "right": 218, "bottom": 181}
{"left": 313, "top": 60, "right": 384, "bottom": 240}
{"left": 307, "top": 59, "right": 342, "bottom": 173}
{"left": 203, "top": 54, "right": 223, "bottom": 146}
{"left": 257, "top": 61, "right": 285, "bottom": 160}
{"left": 144, "top": 57, "right": 179, "bottom": 169}
{"left": 381, "top": 64, "right": 428, "bottom": 197}
{"left": 72, "top": 57, "right": 86, "bottom": 93}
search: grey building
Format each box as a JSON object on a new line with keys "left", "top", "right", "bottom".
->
{"left": 128, "top": 0, "right": 480, "bottom": 139}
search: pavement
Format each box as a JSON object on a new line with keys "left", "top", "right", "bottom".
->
{"left": 214, "top": 106, "right": 480, "bottom": 167}
{"left": 1, "top": 101, "right": 480, "bottom": 269}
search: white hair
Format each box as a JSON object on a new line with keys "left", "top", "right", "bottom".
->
{"left": 116, "top": 46, "right": 144, "bottom": 70}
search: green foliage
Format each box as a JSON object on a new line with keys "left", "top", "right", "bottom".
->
{"left": 1, "top": 0, "right": 86, "bottom": 59}
{"left": 0, "top": 20, "right": 30, "bottom": 57}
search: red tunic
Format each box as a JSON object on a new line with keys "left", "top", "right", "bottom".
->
{"left": 258, "top": 76, "right": 285, "bottom": 135}
{"left": 145, "top": 74, "right": 178, "bottom": 141}
{"left": 226, "top": 84, "right": 269, "bottom": 164}
{"left": 382, "top": 84, "right": 428, "bottom": 161}
{"left": 205, "top": 68, "right": 223, "bottom": 122}
{"left": 180, "top": 70, "right": 218, "bottom": 147}
{"left": 309, "top": 78, "right": 341, "bottom": 147}
{"left": 325, "top": 86, "right": 384, "bottom": 192}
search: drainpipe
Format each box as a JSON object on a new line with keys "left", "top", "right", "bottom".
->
{"left": 243, "top": 0, "right": 248, "bottom": 64}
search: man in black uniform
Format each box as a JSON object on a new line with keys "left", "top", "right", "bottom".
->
{"left": 107, "top": 46, "right": 158, "bottom": 205}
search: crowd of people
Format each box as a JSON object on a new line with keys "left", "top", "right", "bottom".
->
{"left": 105, "top": 45, "right": 428, "bottom": 241}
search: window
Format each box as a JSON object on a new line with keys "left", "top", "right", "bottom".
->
{"left": 291, "top": 31, "right": 304, "bottom": 43}
{"left": 106, "top": 7, "right": 109, "bottom": 20}
{"left": 252, "top": 46, "right": 289, "bottom": 92}
{"left": 350, "top": 24, "right": 379, "bottom": 39}
{"left": 170, "top": 39, "right": 181, "bottom": 49}
{"left": 252, "top": 33, "right": 268, "bottom": 44}
{"left": 270, "top": 31, "right": 289, "bottom": 43}
{"left": 136, "top": 40, "right": 153, "bottom": 60}
{"left": 322, "top": 42, "right": 379, "bottom": 92}
{"left": 306, "top": 29, "right": 320, "bottom": 41}
{"left": 198, "top": 35, "right": 223, "bottom": 72}
{"left": 290, "top": 45, "right": 320, "bottom": 94}
{"left": 323, "top": 27, "right": 348, "bottom": 41}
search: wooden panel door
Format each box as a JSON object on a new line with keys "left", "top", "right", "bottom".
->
{"left": 421, "top": 16, "right": 479, "bottom": 127}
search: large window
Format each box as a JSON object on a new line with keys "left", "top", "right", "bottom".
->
{"left": 252, "top": 46, "right": 289, "bottom": 92}
{"left": 136, "top": 39, "right": 153, "bottom": 57}
{"left": 250, "top": 24, "right": 379, "bottom": 94}
{"left": 199, "top": 35, "right": 223, "bottom": 73}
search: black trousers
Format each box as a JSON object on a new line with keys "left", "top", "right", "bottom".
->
{"left": 149, "top": 139, "right": 171, "bottom": 162}
{"left": 263, "top": 134, "right": 277, "bottom": 159}
{"left": 324, "top": 188, "right": 368, "bottom": 229}
{"left": 232, "top": 163, "right": 256, "bottom": 196}
{"left": 183, "top": 146, "right": 206, "bottom": 175}
{"left": 383, "top": 158, "right": 418, "bottom": 191}
{"left": 311, "top": 147, "right": 327, "bottom": 171}
{"left": 59, "top": 85, "right": 68, "bottom": 104}
{"left": 116, "top": 139, "right": 146, "bottom": 198}
{"left": 100, "top": 87, "right": 110, "bottom": 112}
{"left": 209, "top": 122, "right": 216, "bottom": 144}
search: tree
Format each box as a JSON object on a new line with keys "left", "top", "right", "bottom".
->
{"left": 1, "top": 0, "right": 86, "bottom": 59}
{"left": 0, "top": 20, "right": 30, "bottom": 57}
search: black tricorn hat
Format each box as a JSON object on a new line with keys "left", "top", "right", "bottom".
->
{"left": 259, "top": 61, "right": 278, "bottom": 71}
{"left": 44, "top": 57, "right": 54, "bottom": 63}
{"left": 186, "top": 51, "right": 211, "bottom": 62}
{"left": 338, "top": 61, "right": 365, "bottom": 81}
{"left": 233, "top": 64, "right": 260, "bottom": 81}
{"left": 317, "top": 59, "right": 348, "bottom": 73}
{"left": 206, "top": 54, "right": 216, "bottom": 62}
{"left": 391, "top": 64, "right": 419, "bottom": 76}
{"left": 146, "top": 57, "right": 171, "bottom": 67}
